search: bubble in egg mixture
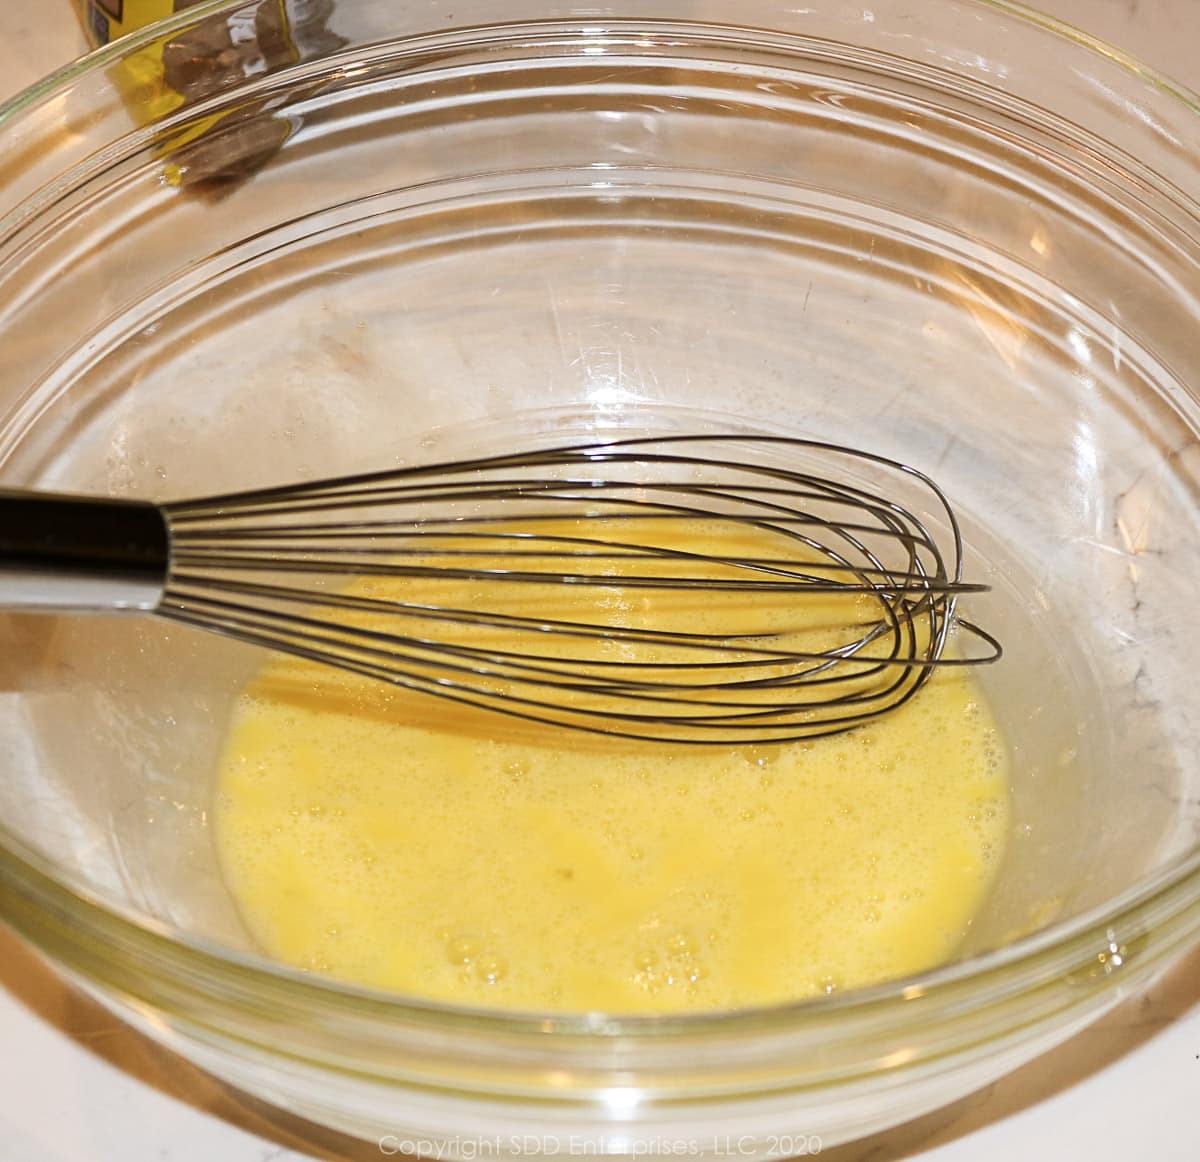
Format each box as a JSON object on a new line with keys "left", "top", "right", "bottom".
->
{"left": 214, "top": 521, "right": 1009, "bottom": 1013}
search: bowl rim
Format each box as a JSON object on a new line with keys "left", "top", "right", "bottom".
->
{"left": 1, "top": 0, "right": 1198, "bottom": 129}
{"left": 1, "top": 0, "right": 1199, "bottom": 1046}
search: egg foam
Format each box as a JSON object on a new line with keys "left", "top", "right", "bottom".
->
{"left": 214, "top": 516, "right": 1008, "bottom": 1013}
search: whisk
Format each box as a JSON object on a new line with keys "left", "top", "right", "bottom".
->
{"left": 0, "top": 434, "right": 1000, "bottom": 744}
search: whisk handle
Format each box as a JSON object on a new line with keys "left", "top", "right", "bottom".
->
{"left": 0, "top": 490, "right": 168, "bottom": 612}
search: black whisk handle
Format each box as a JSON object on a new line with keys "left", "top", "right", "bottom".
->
{"left": 0, "top": 490, "right": 169, "bottom": 612}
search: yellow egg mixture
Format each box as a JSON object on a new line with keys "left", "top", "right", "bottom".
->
{"left": 214, "top": 518, "right": 1008, "bottom": 1012}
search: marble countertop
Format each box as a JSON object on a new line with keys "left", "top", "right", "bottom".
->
{"left": 1, "top": 3, "right": 1199, "bottom": 1161}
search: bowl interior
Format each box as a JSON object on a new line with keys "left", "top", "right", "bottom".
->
{"left": 1, "top": 2, "right": 1199, "bottom": 1000}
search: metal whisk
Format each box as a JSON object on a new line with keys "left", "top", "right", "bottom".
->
{"left": 0, "top": 434, "right": 1000, "bottom": 744}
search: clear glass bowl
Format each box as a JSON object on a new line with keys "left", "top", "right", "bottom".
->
{"left": 1, "top": 0, "right": 1199, "bottom": 1153}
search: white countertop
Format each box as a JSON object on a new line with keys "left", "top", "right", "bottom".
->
{"left": 2, "top": 4, "right": 1199, "bottom": 1161}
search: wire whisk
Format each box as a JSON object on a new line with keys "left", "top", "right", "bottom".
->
{"left": 0, "top": 434, "right": 1000, "bottom": 744}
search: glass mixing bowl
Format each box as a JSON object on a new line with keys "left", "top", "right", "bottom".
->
{"left": 1, "top": 0, "right": 1199, "bottom": 1153}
